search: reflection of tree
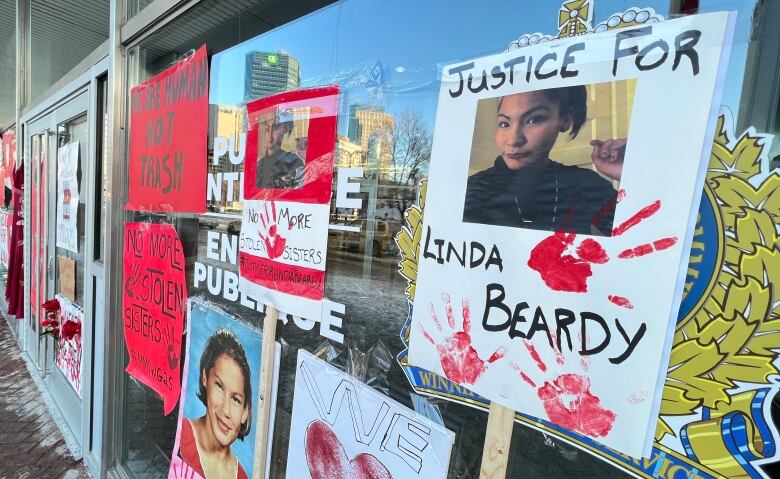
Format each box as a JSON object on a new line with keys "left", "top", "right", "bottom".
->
{"left": 388, "top": 109, "right": 432, "bottom": 186}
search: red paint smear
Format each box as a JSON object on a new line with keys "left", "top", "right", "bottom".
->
{"left": 429, "top": 303, "right": 443, "bottom": 332}
{"left": 442, "top": 293, "right": 456, "bottom": 329}
{"left": 524, "top": 340, "right": 548, "bottom": 373}
{"left": 549, "top": 332, "right": 565, "bottom": 366}
{"left": 537, "top": 373, "right": 616, "bottom": 438}
{"left": 576, "top": 238, "right": 609, "bottom": 264}
{"left": 487, "top": 347, "right": 507, "bottom": 363}
{"left": 520, "top": 371, "right": 537, "bottom": 388}
{"left": 528, "top": 231, "right": 593, "bottom": 293}
{"left": 430, "top": 295, "right": 498, "bottom": 385}
{"left": 305, "top": 420, "right": 393, "bottom": 479}
{"left": 618, "top": 236, "right": 678, "bottom": 259}
{"left": 608, "top": 295, "right": 634, "bottom": 309}
{"left": 612, "top": 200, "right": 661, "bottom": 236}
{"left": 513, "top": 363, "right": 538, "bottom": 388}
{"left": 436, "top": 332, "right": 487, "bottom": 385}
{"left": 462, "top": 298, "right": 472, "bottom": 333}
{"left": 421, "top": 327, "right": 435, "bottom": 345}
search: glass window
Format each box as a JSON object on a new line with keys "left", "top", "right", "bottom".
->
{"left": 119, "top": 1, "right": 780, "bottom": 478}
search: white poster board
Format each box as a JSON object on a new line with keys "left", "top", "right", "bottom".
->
{"left": 287, "top": 349, "right": 455, "bottom": 479}
{"left": 56, "top": 141, "right": 79, "bottom": 253}
{"left": 409, "top": 12, "right": 734, "bottom": 458}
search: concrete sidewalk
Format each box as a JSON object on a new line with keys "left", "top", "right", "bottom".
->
{"left": 0, "top": 318, "right": 89, "bottom": 478}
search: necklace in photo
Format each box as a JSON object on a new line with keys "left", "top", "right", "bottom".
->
{"left": 513, "top": 169, "right": 559, "bottom": 229}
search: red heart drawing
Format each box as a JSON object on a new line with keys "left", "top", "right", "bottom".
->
{"left": 305, "top": 420, "right": 393, "bottom": 479}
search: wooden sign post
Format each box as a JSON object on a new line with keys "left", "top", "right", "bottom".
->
{"left": 479, "top": 402, "right": 516, "bottom": 479}
{"left": 253, "top": 305, "right": 279, "bottom": 479}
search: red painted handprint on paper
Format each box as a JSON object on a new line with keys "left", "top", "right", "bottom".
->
{"left": 528, "top": 196, "right": 677, "bottom": 309}
{"left": 420, "top": 293, "right": 506, "bottom": 385}
{"left": 258, "top": 200, "right": 288, "bottom": 259}
{"left": 514, "top": 340, "right": 616, "bottom": 438}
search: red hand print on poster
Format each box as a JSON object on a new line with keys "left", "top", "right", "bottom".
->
{"left": 528, "top": 196, "right": 678, "bottom": 309}
{"left": 127, "top": 45, "right": 208, "bottom": 213}
{"left": 420, "top": 293, "right": 505, "bottom": 385}
{"left": 123, "top": 222, "right": 186, "bottom": 415}
{"left": 514, "top": 340, "right": 616, "bottom": 438}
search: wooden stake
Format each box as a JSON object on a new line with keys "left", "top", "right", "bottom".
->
{"left": 479, "top": 402, "right": 516, "bottom": 479}
{"left": 253, "top": 306, "right": 279, "bottom": 479}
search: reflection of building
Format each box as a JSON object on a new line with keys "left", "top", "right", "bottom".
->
{"left": 244, "top": 51, "right": 300, "bottom": 103}
{"left": 347, "top": 105, "right": 394, "bottom": 176}
{"left": 335, "top": 135, "right": 365, "bottom": 168}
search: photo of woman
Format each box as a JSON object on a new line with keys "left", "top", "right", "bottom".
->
{"left": 171, "top": 300, "right": 269, "bottom": 479}
{"left": 179, "top": 328, "right": 252, "bottom": 479}
{"left": 463, "top": 83, "right": 631, "bottom": 236}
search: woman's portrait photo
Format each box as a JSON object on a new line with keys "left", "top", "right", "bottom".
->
{"left": 463, "top": 80, "right": 636, "bottom": 236}
{"left": 253, "top": 106, "right": 310, "bottom": 191}
{"left": 175, "top": 302, "right": 263, "bottom": 479}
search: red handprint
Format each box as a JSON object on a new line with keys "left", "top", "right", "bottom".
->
{"left": 514, "top": 339, "right": 616, "bottom": 438}
{"left": 528, "top": 196, "right": 677, "bottom": 309}
{"left": 420, "top": 293, "right": 506, "bottom": 385}
{"left": 258, "top": 200, "right": 288, "bottom": 259}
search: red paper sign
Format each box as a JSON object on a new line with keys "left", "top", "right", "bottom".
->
{"left": 127, "top": 45, "right": 208, "bottom": 212}
{"left": 123, "top": 222, "right": 187, "bottom": 414}
{"left": 1, "top": 128, "right": 15, "bottom": 190}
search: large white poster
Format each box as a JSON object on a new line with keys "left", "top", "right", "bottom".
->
{"left": 409, "top": 12, "right": 734, "bottom": 458}
{"left": 56, "top": 141, "right": 79, "bottom": 253}
{"left": 287, "top": 349, "right": 455, "bottom": 479}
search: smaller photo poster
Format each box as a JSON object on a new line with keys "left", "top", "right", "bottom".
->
{"left": 127, "top": 45, "right": 208, "bottom": 213}
{"left": 169, "top": 298, "right": 280, "bottom": 479}
{"left": 123, "top": 222, "right": 187, "bottom": 414}
{"left": 56, "top": 141, "right": 79, "bottom": 253}
{"left": 239, "top": 86, "right": 339, "bottom": 320}
{"left": 55, "top": 294, "right": 83, "bottom": 396}
{"left": 287, "top": 349, "right": 455, "bottom": 479}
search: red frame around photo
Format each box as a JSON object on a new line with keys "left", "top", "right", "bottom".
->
{"left": 243, "top": 86, "right": 339, "bottom": 204}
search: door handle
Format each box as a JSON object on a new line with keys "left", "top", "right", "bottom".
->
{"left": 48, "top": 255, "right": 54, "bottom": 275}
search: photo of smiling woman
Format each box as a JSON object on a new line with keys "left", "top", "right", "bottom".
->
{"left": 171, "top": 301, "right": 279, "bottom": 479}
{"left": 179, "top": 328, "right": 252, "bottom": 479}
{"left": 463, "top": 81, "right": 635, "bottom": 236}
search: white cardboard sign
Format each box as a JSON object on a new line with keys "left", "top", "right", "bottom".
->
{"left": 56, "top": 141, "right": 79, "bottom": 253}
{"left": 409, "top": 12, "right": 734, "bottom": 458}
{"left": 287, "top": 349, "right": 455, "bottom": 479}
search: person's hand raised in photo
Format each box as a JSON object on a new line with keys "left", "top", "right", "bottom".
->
{"left": 590, "top": 138, "right": 627, "bottom": 181}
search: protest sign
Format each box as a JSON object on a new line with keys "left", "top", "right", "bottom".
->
{"left": 127, "top": 45, "right": 208, "bottom": 213}
{"left": 287, "top": 349, "right": 455, "bottom": 479}
{"left": 58, "top": 256, "right": 76, "bottom": 301}
{"left": 1, "top": 128, "right": 14, "bottom": 192}
{"left": 238, "top": 87, "right": 339, "bottom": 320}
{"left": 56, "top": 141, "right": 79, "bottom": 253}
{"left": 55, "top": 295, "right": 83, "bottom": 396}
{"left": 169, "top": 298, "right": 280, "bottom": 479}
{"left": 408, "top": 12, "right": 734, "bottom": 458}
{"left": 0, "top": 209, "right": 12, "bottom": 268}
{"left": 123, "top": 222, "right": 187, "bottom": 414}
